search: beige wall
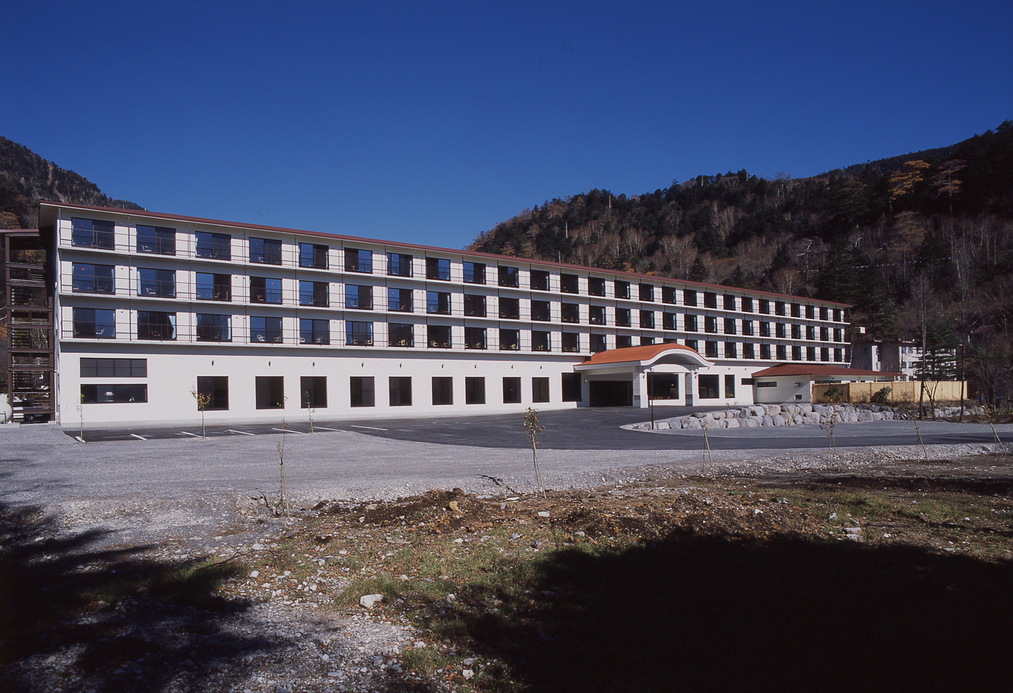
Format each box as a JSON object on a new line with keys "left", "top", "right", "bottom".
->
{"left": 813, "top": 380, "right": 966, "bottom": 404}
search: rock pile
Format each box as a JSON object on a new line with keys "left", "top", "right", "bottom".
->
{"left": 625, "top": 403, "right": 905, "bottom": 431}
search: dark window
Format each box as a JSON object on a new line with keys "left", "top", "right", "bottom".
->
{"left": 705, "top": 341, "right": 718, "bottom": 357}
{"left": 742, "top": 297, "right": 754, "bottom": 312}
{"left": 432, "top": 377, "right": 454, "bottom": 405}
{"left": 683, "top": 289, "right": 697, "bottom": 306}
{"left": 72, "top": 263, "right": 114, "bottom": 294}
{"left": 835, "top": 348, "right": 844, "bottom": 362}
{"left": 530, "top": 269, "right": 550, "bottom": 291}
{"left": 196, "top": 313, "right": 231, "bottom": 342}
{"left": 685, "top": 315, "right": 698, "bottom": 332}
{"left": 833, "top": 308, "right": 843, "bottom": 322}
{"left": 648, "top": 373, "right": 680, "bottom": 400}
{"left": 388, "top": 287, "right": 413, "bottom": 312}
{"left": 426, "top": 291, "right": 451, "bottom": 314}
{"left": 775, "top": 301, "right": 786, "bottom": 316}
{"left": 532, "top": 377, "right": 550, "bottom": 403}
{"left": 639, "top": 283, "right": 654, "bottom": 302}
{"left": 345, "top": 285, "right": 373, "bottom": 310}
{"left": 662, "top": 286, "right": 676, "bottom": 304}
{"left": 531, "top": 300, "right": 551, "bottom": 321}
{"left": 724, "top": 295, "right": 736, "bottom": 310}
{"left": 725, "top": 374, "right": 736, "bottom": 398}
{"left": 503, "top": 377, "right": 522, "bottom": 404}
{"left": 80, "top": 358, "right": 146, "bottom": 377}
{"left": 808, "top": 346, "right": 818, "bottom": 361}
{"left": 299, "top": 243, "right": 328, "bottom": 269}
{"left": 388, "top": 322, "right": 414, "bottom": 347}
{"left": 614, "top": 280, "right": 631, "bottom": 299}
{"left": 793, "top": 346, "right": 803, "bottom": 361}
{"left": 834, "top": 328, "right": 844, "bottom": 342}
{"left": 807, "top": 325, "right": 816, "bottom": 341}
{"left": 300, "top": 280, "right": 329, "bottom": 307}
{"left": 743, "top": 320, "right": 754, "bottom": 336}
{"left": 777, "top": 344, "right": 787, "bottom": 360}
{"left": 137, "top": 311, "right": 175, "bottom": 340}
{"left": 463, "top": 262, "right": 486, "bottom": 284}
{"left": 255, "top": 376, "right": 285, "bottom": 409}
{"left": 662, "top": 312, "right": 677, "bottom": 330}
{"left": 588, "top": 277, "right": 606, "bottom": 296}
{"left": 428, "top": 324, "right": 451, "bottom": 348}
{"left": 776, "top": 323, "right": 786, "bottom": 338}
{"left": 725, "top": 341, "right": 738, "bottom": 358}
{"left": 499, "top": 297, "right": 520, "bottom": 320}
{"left": 744, "top": 343, "right": 756, "bottom": 359}
{"left": 760, "top": 321, "right": 771, "bottom": 337}
{"left": 300, "top": 318, "right": 329, "bottom": 344}
{"left": 80, "top": 384, "right": 146, "bottom": 404}
{"left": 389, "top": 377, "right": 412, "bottom": 406}
{"left": 562, "top": 373, "right": 581, "bottom": 402}
{"left": 806, "top": 305, "right": 816, "bottom": 319}
{"left": 792, "top": 324, "right": 802, "bottom": 339}
{"left": 560, "top": 274, "right": 579, "bottom": 294}
{"left": 464, "top": 294, "right": 486, "bottom": 317}
{"left": 301, "top": 376, "right": 327, "bottom": 408}
{"left": 590, "top": 333, "right": 607, "bottom": 352}
{"left": 589, "top": 305, "right": 606, "bottom": 325}
{"left": 704, "top": 292, "right": 718, "bottom": 308}
{"left": 250, "top": 276, "right": 283, "bottom": 304}
{"left": 197, "top": 376, "right": 229, "bottom": 410}
{"left": 616, "top": 335, "right": 633, "bottom": 349}
{"left": 698, "top": 374, "right": 720, "bottom": 399}
{"left": 138, "top": 268, "right": 175, "bottom": 297}
{"left": 345, "top": 321, "right": 373, "bottom": 346}
{"left": 705, "top": 316, "right": 718, "bottom": 334}
{"left": 73, "top": 308, "right": 116, "bottom": 338}
{"left": 499, "top": 328, "right": 519, "bottom": 351}
{"left": 136, "top": 225, "right": 175, "bottom": 255}
{"left": 251, "top": 316, "right": 283, "bottom": 343}
{"left": 759, "top": 299, "right": 770, "bottom": 314}
{"left": 562, "top": 332, "right": 579, "bottom": 353}
{"left": 616, "top": 308, "right": 632, "bottom": 327}
{"left": 791, "top": 303, "right": 802, "bottom": 318}
{"left": 344, "top": 248, "right": 373, "bottom": 273}
{"left": 641, "top": 336, "right": 655, "bottom": 346}
{"left": 761, "top": 344, "right": 772, "bottom": 359}
{"left": 387, "top": 252, "right": 413, "bottom": 277}
{"left": 532, "top": 330, "right": 551, "bottom": 352}
{"left": 195, "top": 232, "right": 231, "bottom": 260}
{"left": 72, "top": 218, "right": 115, "bottom": 249}
{"left": 426, "top": 257, "right": 451, "bottom": 280}
{"left": 498, "top": 265, "right": 519, "bottom": 287}
{"left": 197, "top": 272, "right": 231, "bottom": 301}
{"left": 561, "top": 303, "right": 580, "bottom": 323}
{"left": 724, "top": 318, "right": 736, "bottom": 334}
{"left": 465, "top": 377, "right": 485, "bottom": 404}
{"left": 350, "top": 377, "right": 375, "bottom": 407}
{"left": 465, "top": 327, "right": 486, "bottom": 349}
{"left": 250, "top": 237, "right": 282, "bottom": 265}
{"left": 821, "top": 347, "right": 830, "bottom": 362}
{"left": 640, "top": 310, "right": 655, "bottom": 328}
{"left": 820, "top": 326, "right": 830, "bottom": 341}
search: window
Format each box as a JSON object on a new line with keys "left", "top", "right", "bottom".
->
{"left": 388, "top": 322, "right": 414, "bottom": 347}
{"left": 760, "top": 321, "right": 771, "bottom": 337}
{"left": 300, "top": 280, "right": 329, "bottom": 307}
{"left": 616, "top": 308, "right": 632, "bottom": 327}
{"left": 725, "top": 341, "right": 737, "bottom": 358}
{"left": 640, "top": 310, "right": 655, "bottom": 329}
{"left": 725, "top": 374, "right": 736, "bottom": 398}
{"left": 776, "top": 323, "right": 786, "bottom": 338}
{"left": 808, "top": 346, "right": 817, "bottom": 361}
{"left": 387, "top": 252, "right": 413, "bottom": 277}
{"left": 562, "top": 332, "right": 579, "bottom": 353}
{"left": 704, "top": 292, "right": 718, "bottom": 309}
{"left": 498, "top": 266, "right": 519, "bottom": 287}
{"left": 834, "top": 348, "right": 844, "bottom": 362}
{"left": 428, "top": 324, "right": 451, "bottom": 348}
{"left": 136, "top": 225, "right": 175, "bottom": 255}
{"left": 760, "top": 344, "right": 772, "bottom": 359}
{"left": 463, "top": 261, "right": 486, "bottom": 284}
{"left": 299, "top": 243, "right": 328, "bottom": 269}
{"left": 426, "top": 291, "right": 451, "bottom": 314}
{"left": 614, "top": 280, "right": 631, "bottom": 299}
{"left": 250, "top": 237, "right": 282, "bottom": 265}
{"left": 705, "top": 341, "right": 718, "bottom": 358}
{"left": 806, "top": 305, "right": 816, "bottom": 319}
{"left": 432, "top": 377, "right": 454, "bottom": 405}
{"left": 743, "top": 320, "right": 754, "bottom": 336}
{"left": 301, "top": 376, "right": 327, "bottom": 408}
{"left": 345, "top": 285, "right": 373, "bottom": 310}
{"left": 683, "top": 289, "right": 697, "bottom": 306}
{"left": 530, "top": 269, "right": 550, "bottom": 291}
{"left": 662, "top": 312, "right": 677, "bottom": 330}
{"left": 616, "top": 335, "right": 633, "bottom": 349}
{"left": 72, "top": 218, "right": 115, "bottom": 249}
{"left": 196, "top": 314, "right": 231, "bottom": 342}
{"left": 250, "top": 276, "right": 283, "bottom": 304}
{"left": 389, "top": 377, "right": 412, "bottom": 406}
{"left": 138, "top": 268, "right": 175, "bottom": 297}
{"left": 80, "top": 358, "right": 147, "bottom": 377}
{"left": 589, "top": 305, "right": 606, "bottom": 325}
{"left": 80, "top": 384, "right": 146, "bottom": 404}
{"left": 820, "top": 326, "right": 830, "bottom": 341}
{"left": 639, "top": 283, "right": 654, "bottom": 302}
{"left": 344, "top": 248, "right": 372, "bottom": 273}
{"left": 197, "top": 376, "right": 229, "bottom": 410}
{"left": 806, "top": 325, "right": 816, "bottom": 341}
{"left": 499, "top": 297, "right": 520, "bottom": 320}
{"left": 698, "top": 374, "right": 720, "bottom": 399}
{"left": 73, "top": 308, "right": 116, "bottom": 338}
{"left": 590, "top": 333, "right": 607, "bottom": 352}
{"left": 350, "top": 376, "right": 375, "bottom": 407}
{"left": 743, "top": 343, "right": 755, "bottom": 359}
{"left": 195, "top": 232, "right": 231, "bottom": 260}
{"left": 648, "top": 373, "right": 680, "bottom": 400}
{"left": 465, "top": 377, "right": 485, "bottom": 404}
{"left": 777, "top": 345, "right": 787, "bottom": 360}
{"left": 388, "top": 287, "right": 413, "bottom": 312}
{"left": 463, "top": 294, "right": 486, "bottom": 317}
{"left": 775, "top": 301, "right": 786, "bottom": 316}
{"left": 685, "top": 339, "right": 698, "bottom": 352}
{"left": 759, "top": 299, "right": 770, "bottom": 314}
{"left": 196, "top": 272, "right": 232, "bottom": 301}
{"left": 562, "top": 373, "right": 581, "bottom": 402}
{"left": 723, "top": 295, "right": 736, "bottom": 310}
{"left": 256, "top": 376, "right": 285, "bottom": 409}
{"left": 499, "top": 328, "right": 519, "bottom": 350}
{"left": 532, "top": 377, "right": 550, "bottom": 403}
{"left": 791, "top": 303, "right": 802, "bottom": 318}
{"left": 588, "top": 277, "right": 606, "bottom": 296}
{"left": 724, "top": 318, "right": 736, "bottom": 334}
{"left": 531, "top": 300, "right": 551, "bottom": 321}
{"left": 685, "top": 315, "right": 698, "bottom": 332}
{"left": 465, "top": 327, "right": 486, "bottom": 349}
{"left": 742, "top": 297, "right": 754, "bottom": 312}
{"left": 833, "top": 308, "right": 843, "bottom": 322}
{"left": 641, "top": 336, "right": 655, "bottom": 346}
{"left": 532, "top": 330, "right": 551, "bottom": 351}
{"left": 503, "top": 377, "right": 522, "bottom": 404}
{"left": 792, "top": 346, "right": 803, "bottom": 361}
{"left": 345, "top": 321, "right": 373, "bottom": 346}
{"left": 426, "top": 257, "right": 451, "bottom": 280}
{"left": 300, "top": 318, "right": 329, "bottom": 344}
{"left": 250, "top": 316, "right": 283, "bottom": 343}
{"left": 704, "top": 316, "right": 717, "bottom": 334}
{"left": 561, "top": 303, "right": 580, "bottom": 323}
{"left": 560, "top": 274, "right": 579, "bottom": 294}
{"left": 72, "top": 263, "right": 114, "bottom": 294}
{"left": 792, "top": 324, "right": 802, "bottom": 339}
{"left": 137, "top": 311, "right": 175, "bottom": 340}
{"left": 662, "top": 286, "right": 676, "bottom": 304}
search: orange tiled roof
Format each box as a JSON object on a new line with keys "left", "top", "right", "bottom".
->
{"left": 751, "top": 364, "right": 901, "bottom": 378}
{"left": 581, "top": 343, "right": 708, "bottom": 366}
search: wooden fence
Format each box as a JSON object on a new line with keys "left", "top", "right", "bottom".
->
{"left": 812, "top": 380, "right": 966, "bottom": 404}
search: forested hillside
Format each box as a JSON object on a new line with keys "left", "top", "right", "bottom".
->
{"left": 472, "top": 123, "right": 1013, "bottom": 402}
{"left": 0, "top": 136, "right": 142, "bottom": 229}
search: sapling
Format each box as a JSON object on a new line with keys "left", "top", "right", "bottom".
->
{"left": 701, "top": 420, "right": 714, "bottom": 475}
{"left": 523, "top": 407, "right": 546, "bottom": 497}
{"left": 277, "top": 417, "right": 290, "bottom": 517}
{"left": 190, "top": 388, "right": 212, "bottom": 438}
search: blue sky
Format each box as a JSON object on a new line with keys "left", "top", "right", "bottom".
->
{"left": 4, "top": 0, "right": 1011, "bottom": 248}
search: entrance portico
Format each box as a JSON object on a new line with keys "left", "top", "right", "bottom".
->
{"left": 575, "top": 344, "right": 713, "bottom": 408}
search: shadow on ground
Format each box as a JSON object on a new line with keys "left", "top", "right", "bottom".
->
{"left": 454, "top": 531, "right": 1013, "bottom": 692}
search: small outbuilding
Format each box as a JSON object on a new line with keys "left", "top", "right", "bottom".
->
{"left": 750, "top": 364, "right": 900, "bottom": 404}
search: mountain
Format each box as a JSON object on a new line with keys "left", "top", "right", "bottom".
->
{"left": 0, "top": 136, "right": 143, "bottom": 229}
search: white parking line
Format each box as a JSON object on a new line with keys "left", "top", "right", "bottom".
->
{"left": 130, "top": 433, "right": 148, "bottom": 441}
{"left": 350, "top": 424, "right": 389, "bottom": 432}
{"left": 272, "top": 427, "right": 304, "bottom": 434}
{"left": 227, "top": 429, "right": 255, "bottom": 436}
{"left": 313, "top": 426, "right": 341, "bottom": 432}
{"left": 180, "top": 431, "right": 201, "bottom": 438}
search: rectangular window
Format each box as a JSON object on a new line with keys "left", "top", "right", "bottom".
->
{"left": 532, "top": 377, "right": 550, "bottom": 403}
{"left": 499, "top": 328, "right": 519, "bottom": 351}
{"left": 137, "top": 310, "right": 175, "bottom": 340}
{"left": 640, "top": 310, "right": 655, "bottom": 328}
{"left": 389, "top": 377, "right": 412, "bottom": 406}
{"left": 560, "top": 273, "right": 579, "bottom": 294}
{"left": 250, "top": 237, "right": 282, "bottom": 265}
{"left": 388, "top": 287, "right": 413, "bottom": 312}
{"left": 499, "top": 297, "right": 520, "bottom": 320}
{"left": 743, "top": 320, "right": 754, "bottom": 336}
{"left": 196, "top": 313, "right": 231, "bottom": 342}
{"left": 562, "top": 332, "right": 579, "bottom": 353}
{"left": 792, "top": 325, "right": 802, "bottom": 340}
{"left": 80, "top": 384, "right": 147, "bottom": 404}
{"left": 760, "top": 321, "right": 771, "bottom": 337}
{"left": 387, "top": 252, "right": 413, "bottom": 277}
{"left": 616, "top": 335, "right": 633, "bottom": 349}
{"left": 759, "top": 299, "right": 770, "bottom": 314}
{"left": 684, "top": 315, "right": 698, "bottom": 332}
{"left": 743, "top": 343, "right": 756, "bottom": 359}
{"left": 80, "top": 358, "right": 146, "bottom": 377}
{"left": 648, "top": 373, "right": 680, "bottom": 400}
{"left": 616, "top": 308, "right": 632, "bottom": 327}
{"left": 463, "top": 261, "right": 486, "bottom": 284}
{"left": 820, "top": 326, "right": 830, "bottom": 342}
{"left": 641, "top": 336, "right": 655, "bottom": 346}
{"left": 350, "top": 376, "right": 375, "bottom": 407}
{"left": 498, "top": 265, "right": 519, "bottom": 287}
{"left": 775, "top": 301, "right": 786, "bottom": 316}
{"left": 805, "top": 305, "right": 816, "bottom": 319}
{"left": 723, "top": 295, "right": 736, "bottom": 310}
{"left": 388, "top": 322, "right": 414, "bottom": 347}
{"left": 806, "top": 325, "right": 816, "bottom": 341}
{"left": 724, "top": 317, "right": 736, "bottom": 334}
{"left": 704, "top": 292, "right": 718, "bottom": 308}
{"left": 531, "top": 300, "right": 551, "bottom": 321}
{"left": 72, "top": 263, "right": 115, "bottom": 294}
{"left": 639, "top": 283, "right": 654, "bottom": 302}
{"left": 808, "top": 346, "right": 818, "bottom": 361}
{"left": 255, "top": 376, "right": 285, "bottom": 409}
{"left": 301, "top": 376, "right": 327, "bottom": 408}
{"left": 725, "top": 342, "right": 737, "bottom": 358}
{"left": 300, "top": 318, "right": 329, "bottom": 344}
{"left": 683, "top": 289, "right": 698, "bottom": 306}
{"left": 561, "top": 303, "right": 580, "bottom": 323}
{"left": 761, "top": 344, "right": 772, "bottom": 359}
{"left": 615, "top": 280, "right": 631, "bottom": 299}
{"left": 136, "top": 225, "right": 175, "bottom": 255}
{"left": 73, "top": 308, "right": 116, "bottom": 338}
{"left": 586, "top": 277, "right": 605, "bottom": 296}
{"left": 345, "top": 320, "right": 373, "bottom": 346}
{"left": 530, "top": 269, "right": 550, "bottom": 291}
{"left": 725, "top": 374, "right": 736, "bottom": 398}
{"left": 704, "top": 316, "right": 718, "bottom": 334}
{"left": 72, "top": 218, "right": 115, "bottom": 249}
{"left": 250, "top": 276, "right": 283, "bottom": 304}
{"left": 590, "top": 333, "right": 607, "bottom": 352}
{"left": 299, "top": 243, "right": 328, "bottom": 269}
{"left": 195, "top": 231, "right": 231, "bottom": 260}
{"left": 465, "top": 326, "right": 486, "bottom": 349}
{"left": 345, "top": 285, "right": 373, "bottom": 310}
{"left": 196, "top": 376, "right": 229, "bottom": 410}
{"left": 344, "top": 248, "right": 373, "bottom": 273}
{"left": 685, "top": 339, "right": 698, "bottom": 352}
{"left": 562, "top": 373, "right": 581, "bottom": 402}
{"left": 662, "top": 286, "right": 676, "bottom": 304}
{"left": 776, "top": 323, "right": 786, "bottom": 339}
{"left": 791, "top": 303, "right": 802, "bottom": 318}
{"left": 300, "top": 280, "right": 329, "bottom": 307}
{"left": 705, "top": 341, "right": 718, "bottom": 358}
{"left": 662, "top": 312, "right": 677, "bottom": 330}
{"left": 196, "top": 272, "right": 232, "bottom": 301}
{"left": 742, "top": 297, "right": 754, "bottom": 312}
{"left": 698, "top": 374, "right": 720, "bottom": 399}
{"left": 503, "top": 377, "right": 522, "bottom": 404}
{"left": 465, "top": 377, "right": 485, "bottom": 404}
{"left": 463, "top": 294, "right": 487, "bottom": 317}
{"left": 427, "top": 324, "right": 451, "bottom": 348}
{"left": 426, "top": 257, "right": 451, "bottom": 280}
{"left": 777, "top": 345, "right": 787, "bottom": 360}
{"left": 250, "top": 316, "right": 283, "bottom": 343}
{"left": 589, "top": 305, "right": 606, "bottom": 325}
{"left": 532, "top": 330, "right": 551, "bottom": 352}
{"left": 793, "top": 346, "right": 803, "bottom": 361}
{"left": 432, "top": 377, "right": 454, "bottom": 405}
{"left": 426, "top": 291, "right": 451, "bottom": 314}
{"left": 138, "top": 268, "right": 175, "bottom": 298}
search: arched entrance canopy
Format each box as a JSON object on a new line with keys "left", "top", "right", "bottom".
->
{"left": 574, "top": 343, "right": 713, "bottom": 373}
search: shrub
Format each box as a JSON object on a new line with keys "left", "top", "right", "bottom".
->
{"left": 871, "top": 386, "right": 892, "bottom": 404}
